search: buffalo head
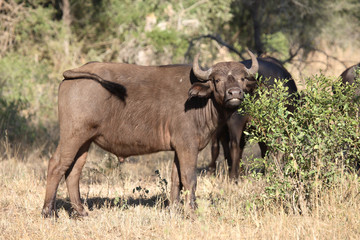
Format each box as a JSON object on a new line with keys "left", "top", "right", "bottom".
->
{"left": 189, "top": 50, "right": 258, "bottom": 108}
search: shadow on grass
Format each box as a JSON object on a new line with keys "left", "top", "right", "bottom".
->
{"left": 55, "top": 193, "right": 169, "bottom": 217}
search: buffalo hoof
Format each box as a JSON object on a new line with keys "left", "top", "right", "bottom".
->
{"left": 76, "top": 208, "right": 89, "bottom": 217}
{"left": 184, "top": 205, "right": 198, "bottom": 221}
{"left": 206, "top": 166, "right": 216, "bottom": 176}
{"left": 70, "top": 209, "right": 89, "bottom": 219}
{"left": 41, "top": 207, "right": 58, "bottom": 218}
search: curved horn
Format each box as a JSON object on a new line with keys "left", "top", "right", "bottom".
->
{"left": 246, "top": 50, "right": 259, "bottom": 77}
{"left": 193, "top": 53, "right": 212, "bottom": 81}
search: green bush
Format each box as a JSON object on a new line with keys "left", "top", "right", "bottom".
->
{"left": 0, "top": 52, "right": 56, "bottom": 121}
{"left": 241, "top": 75, "right": 360, "bottom": 214}
{"left": 0, "top": 98, "right": 35, "bottom": 143}
{"left": 0, "top": 53, "right": 55, "bottom": 155}
{"left": 0, "top": 95, "right": 51, "bottom": 160}
{"left": 146, "top": 28, "right": 188, "bottom": 57}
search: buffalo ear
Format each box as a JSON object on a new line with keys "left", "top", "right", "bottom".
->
{"left": 188, "top": 82, "right": 212, "bottom": 98}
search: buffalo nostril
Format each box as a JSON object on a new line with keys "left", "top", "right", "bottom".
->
{"left": 227, "top": 87, "right": 242, "bottom": 96}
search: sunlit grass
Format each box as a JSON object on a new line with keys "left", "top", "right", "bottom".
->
{"left": 1, "top": 142, "right": 359, "bottom": 239}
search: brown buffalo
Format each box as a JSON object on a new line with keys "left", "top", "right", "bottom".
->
{"left": 208, "top": 57, "right": 298, "bottom": 179}
{"left": 41, "top": 51, "right": 259, "bottom": 217}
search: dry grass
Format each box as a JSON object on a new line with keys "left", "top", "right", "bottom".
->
{"left": 1, "top": 142, "right": 360, "bottom": 240}
{"left": 1, "top": 28, "right": 359, "bottom": 239}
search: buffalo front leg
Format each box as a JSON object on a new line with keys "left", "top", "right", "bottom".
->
{"left": 258, "top": 142, "right": 268, "bottom": 158}
{"left": 227, "top": 115, "right": 248, "bottom": 179}
{"left": 229, "top": 140, "right": 241, "bottom": 179}
{"left": 65, "top": 142, "right": 91, "bottom": 217}
{"left": 228, "top": 134, "right": 247, "bottom": 179}
{"left": 228, "top": 125, "right": 248, "bottom": 179}
{"left": 219, "top": 131, "right": 232, "bottom": 172}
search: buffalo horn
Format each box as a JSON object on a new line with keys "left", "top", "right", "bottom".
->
{"left": 193, "top": 54, "right": 212, "bottom": 81}
{"left": 246, "top": 50, "right": 259, "bottom": 77}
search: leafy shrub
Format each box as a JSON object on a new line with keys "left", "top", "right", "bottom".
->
{"left": 241, "top": 75, "right": 360, "bottom": 214}
{"left": 0, "top": 96, "right": 50, "bottom": 160}
{"left": 263, "top": 32, "right": 290, "bottom": 59}
{"left": 0, "top": 98, "right": 35, "bottom": 143}
{"left": 146, "top": 28, "right": 188, "bottom": 57}
{"left": 0, "top": 53, "right": 55, "bottom": 156}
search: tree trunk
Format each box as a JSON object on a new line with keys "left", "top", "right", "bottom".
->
{"left": 249, "top": 0, "right": 264, "bottom": 56}
{"left": 62, "top": 0, "right": 71, "bottom": 58}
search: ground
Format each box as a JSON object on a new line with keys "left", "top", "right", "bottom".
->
{"left": 1, "top": 142, "right": 359, "bottom": 240}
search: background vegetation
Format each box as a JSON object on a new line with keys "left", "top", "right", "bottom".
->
{"left": 1, "top": 0, "right": 360, "bottom": 239}
{"left": 1, "top": 0, "right": 360, "bottom": 149}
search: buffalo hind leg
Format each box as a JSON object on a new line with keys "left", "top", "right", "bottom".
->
{"left": 42, "top": 138, "right": 90, "bottom": 218}
{"left": 177, "top": 149, "right": 198, "bottom": 211}
{"left": 41, "top": 146, "right": 61, "bottom": 218}
{"left": 65, "top": 141, "right": 91, "bottom": 217}
{"left": 170, "top": 154, "right": 182, "bottom": 205}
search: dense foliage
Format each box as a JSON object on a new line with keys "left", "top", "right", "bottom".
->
{"left": 241, "top": 74, "right": 360, "bottom": 214}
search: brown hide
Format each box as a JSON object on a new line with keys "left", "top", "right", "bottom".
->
{"left": 340, "top": 63, "right": 360, "bottom": 98}
{"left": 41, "top": 51, "right": 259, "bottom": 218}
{"left": 208, "top": 57, "right": 298, "bottom": 179}
{"left": 340, "top": 63, "right": 360, "bottom": 85}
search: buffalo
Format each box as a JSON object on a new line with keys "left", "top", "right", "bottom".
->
{"left": 340, "top": 63, "right": 360, "bottom": 85}
{"left": 208, "top": 57, "right": 298, "bottom": 179}
{"left": 41, "top": 51, "right": 259, "bottom": 217}
{"left": 339, "top": 63, "right": 360, "bottom": 97}
{"left": 336, "top": 63, "right": 360, "bottom": 172}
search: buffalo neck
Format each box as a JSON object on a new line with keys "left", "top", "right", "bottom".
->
{"left": 188, "top": 96, "right": 233, "bottom": 150}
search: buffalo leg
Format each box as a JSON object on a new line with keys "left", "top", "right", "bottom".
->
{"left": 176, "top": 149, "right": 198, "bottom": 210}
{"left": 208, "top": 134, "right": 220, "bottom": 174}
{"left": 220, "top": 131, "right": 232, "bottom": 172}
{"left": 170, "top": 153, "right": 182, "bottom": 205}
{"left": 65, "top": 141, "right": 91, "bottom": 217}
{"left": 228, "top": 136, "right": 243, "bottom": 179}
{"left": 258, "top": 142, "right": 268, "bottom": 158}
{"left": 209, "top": 126, "right": 231, "bottom": 175}
{"left": 257, "top": 142, "right": 268, "bottom": 173}
{"left": 41, "top": 146, "right": 61, "bottom": 218}
{"left": 227, "top": 114, "right": 248, "bottom": 179}
{"left": 42, "top": 138, "right": 90, "bottom": 218}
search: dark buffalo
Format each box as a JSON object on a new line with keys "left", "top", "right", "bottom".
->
{"left": 208, "top": 57, "right": 298, "bottom": 179}
{"left": 339, "top": 63, "right": 360, "bottom": 97}
{"left": 340, "top": 63, "right": 360, "bottom": 85}
{"left": 339, "top": 63, "right": 360, "bottom": 171}
{"left": 41, "top": 51, "right": 259, "bottom": 217}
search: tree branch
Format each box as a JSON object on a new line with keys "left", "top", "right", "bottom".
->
{"left": 184, "top": 34, "right": 246, "bottom": 62}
